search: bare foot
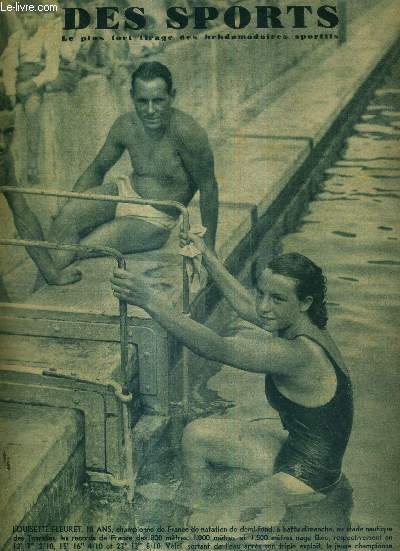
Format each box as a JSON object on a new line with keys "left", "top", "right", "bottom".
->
{"left": 33, "top": 267, "right": 82, "bottom": 292}
{"left": 49, "top": 267, "right": 82, "bottom": 286}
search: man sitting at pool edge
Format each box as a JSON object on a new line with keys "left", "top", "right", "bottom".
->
{"left": 46, "top": 61, "right": 219, "bottom": 272}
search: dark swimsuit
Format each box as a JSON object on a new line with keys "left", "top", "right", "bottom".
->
{"left": 265, "top": 326, "right": 353, "bottom": 493}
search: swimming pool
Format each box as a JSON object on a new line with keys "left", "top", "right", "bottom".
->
{"left": 204, "top": 58, "right": 400, "bottom": 532}
{"left": 280, "top": 60, "right": 400, "bottom": 528}
{"left": 59, "top": 59, "right": 400, "bottom": 541}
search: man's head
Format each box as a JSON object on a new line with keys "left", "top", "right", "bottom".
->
{"left": 130, "top": 62, "right": 175, "bottom": 132}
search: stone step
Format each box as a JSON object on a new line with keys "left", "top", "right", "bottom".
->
{"left": 0, "top": 402, "right": 85, "bottom": 550}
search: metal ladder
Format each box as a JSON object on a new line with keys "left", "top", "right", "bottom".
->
{"left": 0, "top": 186, "right": 192, "bottom": 501}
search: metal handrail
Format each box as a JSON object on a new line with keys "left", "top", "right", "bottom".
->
{"left": 1, "top": 186, "right": 191, "bottom": 313}
{"left": 1, "top": 186, "right": 194, "bottom": 415}
{"left": 0, "top": 238, "right": 132, "bottom": 393}
{"left": 0, "top": 187, "right": 194, "bottom": 496}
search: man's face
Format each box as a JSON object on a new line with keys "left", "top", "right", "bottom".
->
{"left": 132, "top": 78, "right": 174, "bottom": 132}
{"left": 256, "top": 268, "right": 309, "bottom": 333}
{"left": 0, "top": 111, "right": 15, "bottom": 169}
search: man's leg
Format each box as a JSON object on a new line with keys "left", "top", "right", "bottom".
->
{"left": 33, "top": 182, "right": 117, "bottom": 290}
{"left": 79, "top": 216, "right": 170, "bottom": 255}
{"left": 49, "top": 181, "right": 118, "bottom": 270}
{"left": 34, "top": 184, "right": 171, "bottom": 291}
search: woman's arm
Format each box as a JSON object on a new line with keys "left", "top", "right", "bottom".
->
{"left": 193, "top": 236, "right": 260, "bottom": 326}
{"left": 111, "top": 269, "right": 302, "bottom": 375}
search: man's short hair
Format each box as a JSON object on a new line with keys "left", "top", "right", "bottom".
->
{"left": 131, "top": 62, "right": 173, "bottom": 95}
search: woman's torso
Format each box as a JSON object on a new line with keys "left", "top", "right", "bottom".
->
{"left": 265, "top": 326, "right": 353, "bottom": 489}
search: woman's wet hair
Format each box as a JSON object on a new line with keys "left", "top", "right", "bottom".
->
{"left": 252, "top": 252, "right": 328, "bottom": 329}
{"left": 131, "top": 62, "right": 173, "bottom": 95}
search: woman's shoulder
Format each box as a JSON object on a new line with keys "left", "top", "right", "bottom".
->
{"left": 296, "top": 335, "right": 335, "bottom": 371}
{"left": 294, "top": 326, "right": 349, "bottom": 378}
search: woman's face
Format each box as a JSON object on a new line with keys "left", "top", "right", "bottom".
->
{"left": 256, "top": 268, "right": 307, "bottom": 333}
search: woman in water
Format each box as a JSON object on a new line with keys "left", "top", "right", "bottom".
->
{"left": 111, "top": 235, "right": 353, "bottom": 520}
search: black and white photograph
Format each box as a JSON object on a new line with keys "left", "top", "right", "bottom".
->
{"left": 0, "top": 1, "right": 399, "bottom": 549}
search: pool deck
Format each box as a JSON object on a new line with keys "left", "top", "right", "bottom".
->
{"left": 0, "top": 403, "right": 84, "bottom": 549}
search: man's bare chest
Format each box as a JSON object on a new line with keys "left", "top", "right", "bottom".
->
{"left": 126, "top": 136, "right": 188, "bottom": 182}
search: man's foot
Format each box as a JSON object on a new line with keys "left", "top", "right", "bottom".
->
{"left": 48, "top": 267, "right": 82, "bottom": 286}
{"left": 33, "top": 267, "right": 82, "bottom": 293}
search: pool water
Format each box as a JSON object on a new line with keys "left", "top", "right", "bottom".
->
{"left": 280, "top": 61, "right": 400, "bottom": 528}
{"left": 196, "top": 58, "right": 400, "bottom": 532}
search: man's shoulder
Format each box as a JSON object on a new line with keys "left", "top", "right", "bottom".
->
{"left": 112, "top": 111, "right": 138, "bottom": 130}
{"left": 109, "top": 112, "right": 139, "bottom": 141}
{"left": 170, "top": 109, "right": 209, "bottom": 148}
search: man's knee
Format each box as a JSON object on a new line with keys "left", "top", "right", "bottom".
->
{"left": 125, "top": 220, "right": 170, "bottom": 252}
{"left": 149, "top": 226, "right": 170, "bottom": 248}
{"left": 50, "top": 211, "right": 66, "bottom": 236}
{"left": 51, "top": 205, "right": 76, "bottom": 237}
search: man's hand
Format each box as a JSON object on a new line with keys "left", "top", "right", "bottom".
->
{"left": 47, "top": 267, "right": 82, "bottom": 286}
{"left": 111, "top": 268, "right": 154, "bottom": 308}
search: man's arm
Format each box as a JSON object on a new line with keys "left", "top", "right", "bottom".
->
{"left": 176, "top": 116, "right": 219, "bottom": 249}
{"left": 73, "top": 118, "right": 125, "bottom": 192}
{"left": 199, "top": 175, "right": 218, "bottom": 250}
{"left": 194, "top": 135, "right": 218, "bottom": 250}
{"left": 32, "top": 24, "right": 60, "bottom": 90}
{"left": 1, "top": 31, "right": 20, "bottom": 104}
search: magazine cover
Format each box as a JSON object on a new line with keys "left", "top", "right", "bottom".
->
{"left": 0, "top": 1, "right": 399, "bottom": 549}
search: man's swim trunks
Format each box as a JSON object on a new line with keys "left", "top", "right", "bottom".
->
{"left": 265, "top": 326, "right": 353, "bottom": 492}
{"left": 115, "top": 176, "right": 178, "bottom": 231}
